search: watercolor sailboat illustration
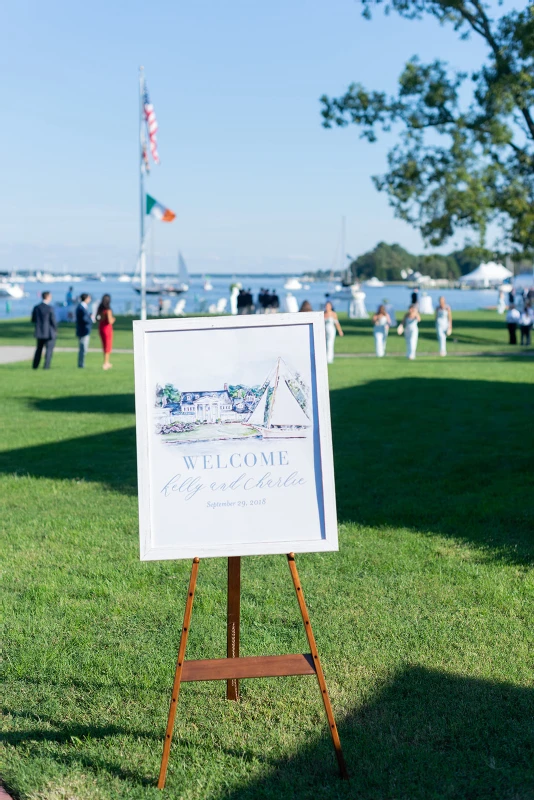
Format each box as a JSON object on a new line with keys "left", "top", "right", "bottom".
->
{"left": 245, "top": 358, "right": 310, "bottom": 439}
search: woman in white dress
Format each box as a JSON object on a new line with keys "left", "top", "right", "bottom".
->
{"left": 435, "top": 296, "right": 452, "bottom": 356}
{"left": 324, "top": 301, "right": 344, "bottom": 363}
{"left": 402, "top": 304, "right": 421, "bottom": 360}
{"left": 372, "top": 304, "right": 391, "bottom": 357}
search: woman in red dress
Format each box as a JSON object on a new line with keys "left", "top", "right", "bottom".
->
{"left": 96, "top": 294, "right": 115, "bottom": 370}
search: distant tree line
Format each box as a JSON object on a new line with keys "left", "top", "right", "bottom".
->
{"left": 347, "top": 242, "right": 500, "bottom": 282}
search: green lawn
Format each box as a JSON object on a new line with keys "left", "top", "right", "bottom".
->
{"left": 1, "top": 310, "right": 532, "bottom": 355}
{"left": 1, "top": 351, "right": 533, "bottom": 800}
{"left": 335, "top": 310, "right": 533, "bottom": 354}
{"left": 0, "top": 316, "right": 136, "bottom": 351}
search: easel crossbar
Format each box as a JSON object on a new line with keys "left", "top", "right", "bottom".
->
{"left": 182, "top": 653, "right": 316, "bottom": 682}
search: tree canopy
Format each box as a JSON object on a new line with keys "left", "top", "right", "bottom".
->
{"left": 348, "top": 242, "right": 495, "bottom": 280}
{"left": 321, "top": 1, "right": 534, "bottom": 252}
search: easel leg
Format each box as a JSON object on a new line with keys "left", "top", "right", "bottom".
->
{"left": 226, "top": 556, "right": 241, "bottom": 700}
{"left": 287, "top": 553, "right": 349, "bottom": 780}
{"left": 157, "top": 557, "right": 200, "bottom": 790}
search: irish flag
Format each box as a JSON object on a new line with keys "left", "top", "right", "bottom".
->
{"left": 146, "top": 194, "right": 176, "bottom": 222}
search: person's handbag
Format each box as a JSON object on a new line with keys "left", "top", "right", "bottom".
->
{"left": 397, "top": 323, "right": 404, "bottom": 335}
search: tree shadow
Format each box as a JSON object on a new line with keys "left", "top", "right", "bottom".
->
{"left": 31, "top": 393, "right": 135, "bottom": 415}
{"left": 331, "top": 377, "right": 534, "bottom": 564}
{"left": 0, "top": 426, "right": 137, "bottom": 494}
{"left": 217, "top": 666, "right": 534, "bottom": 800}
{"left": 2, "top": 709, "right": 156, "bottom": 789}
{"left": 1, "top": 707, "right": 158, "bottom": 748}
{"left": 4, "top": 667, "right": 533, "bottom": 798}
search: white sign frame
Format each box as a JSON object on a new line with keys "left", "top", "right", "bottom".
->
{"left": 133, "top": 312, "right": 338, "bottom": 560}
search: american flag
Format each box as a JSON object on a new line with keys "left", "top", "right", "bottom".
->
{"left": 143, "top": 81, "right": 160, "bottom": 165}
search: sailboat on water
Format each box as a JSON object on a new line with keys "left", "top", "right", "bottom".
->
{"left": 245, "top": 358, "right": 311, "bottom": 439}
{"left": 133, "top": 250, "right": 189, "bottom": 295}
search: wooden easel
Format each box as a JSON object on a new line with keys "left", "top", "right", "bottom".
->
{"left": 157, "top": 553, "right": 348, "bottom": 789}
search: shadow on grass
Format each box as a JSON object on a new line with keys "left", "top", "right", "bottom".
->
{"left": 31, "top": 393, "right": 135, "bottom": 415}
{"left": 0, "top": 426, "right": 137, "bottom": 494}
{"left": 2, "top": 710, "right": 156, "bottom": 790}
{"left": 331, "top": 376, "right": 533, "bottom": 564}
{"left": 2, "top": 707, "right": 159, "bottom": 747}
{"left": 1, "top": 377, "right": 532, "bottom": 561}
{"left": 4, "top": 667, "right": 533, "bottom": 799}
{"left": 219, "top": 666, "right": 534, "bottom": 800}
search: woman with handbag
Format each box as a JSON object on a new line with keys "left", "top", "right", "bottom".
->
{"left": 402, "top": 304, "right": 421, "bottom": 360}
{"left": 372, "top": 304, "right": 391, "bottom": 358}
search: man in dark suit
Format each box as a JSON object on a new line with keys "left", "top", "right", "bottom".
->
{"left": 75, "top": 293, "right": 93, "bottom": 368}
{"left": 31, "top": 291, "right": 57, "bottom": 369}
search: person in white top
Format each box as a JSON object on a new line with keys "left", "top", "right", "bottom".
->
{"left": 324, "top": 301, "right": 344, "bottom": 363}
{"left": 506, "top": 304, "right": 520, "bottom": 345}
{"left": 402, "top": 304, "right": 421, "bottom": 360}
{"left": 519, "top": 305, "right": 532, "bottom": 346}
{"left": 372, "top": 304, "right": 391, "bottom": 357}
{"left": 435, "top": 296, "right": 453, "bottom": 356}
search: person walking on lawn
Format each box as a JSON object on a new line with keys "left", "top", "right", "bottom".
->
{"left": 76, "top": 293, "right": 92, "bottom": 368}
{"left": 31, "top": 291, "right": 57, "bottom": 369}
{"left": 506, "top": 304, "right": 520, "bottom": 345}
{"left": 519, "top": 305, "right": 532, "bottom": 346}
{"left": 403, "top": 304, "right": 421, "bottom": 360}
{"left": 435, "top": 296, "right": 453, "bottom": 356}
{"left": 372, "top": 304, "right": 391, "bottom": 358}
{"left": 96, "top": 293, "right": 115, "bottom": 370}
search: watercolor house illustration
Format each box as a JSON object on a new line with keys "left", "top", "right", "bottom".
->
{"left": 155, "top": 358, "right": 310, "bottom": 441}
{"left": 180, "top": 389, "right": 236, "bottom": 423}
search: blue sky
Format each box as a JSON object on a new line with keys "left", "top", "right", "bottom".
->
{"left": 1, "top": 0, "right": 494, "bottom": 274}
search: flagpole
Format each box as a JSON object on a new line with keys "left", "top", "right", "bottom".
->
{"left": 139, "top": 65, "right": 147, "bottom": 321}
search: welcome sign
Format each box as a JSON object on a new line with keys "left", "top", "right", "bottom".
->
{"left": 133, "top": 313, "right": 338, "bottom": 559}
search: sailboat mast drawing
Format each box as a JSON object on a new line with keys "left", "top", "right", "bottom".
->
{"left": 245, "top": 358, "right": 310, "bottom": 438}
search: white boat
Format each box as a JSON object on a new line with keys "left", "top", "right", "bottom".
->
{"left": 245, "top": 357, "right": 310, "bottom": 439}
{"left": 37, "top": 272, "right": 57, "bottom": 283}
{"left": 283, "top": 277, "right": 302, "bottom": 291}
{"left": 365, "top": 277, "right": 385, "bottom": 287}
{"left": 118, "top": 274, "right": 132, "bottom": 283}
{"left": 0, "top": 282, "right": 24, "bottom": 299}
{"left": 133, "top": 250, "right": 189, "bottom": 295}
{"left": 203, "top": 275, "right": 213, "bottom": 291}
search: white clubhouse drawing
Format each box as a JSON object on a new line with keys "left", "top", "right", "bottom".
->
{"left": 154, "top": 357, "right": 310, "bottom": 444}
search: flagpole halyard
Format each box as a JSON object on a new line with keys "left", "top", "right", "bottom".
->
{"left": 139, "top": 66, "right": 147, "bottom": 321}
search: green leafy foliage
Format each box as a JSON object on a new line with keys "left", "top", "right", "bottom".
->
{"left": 163, "top": 382, "right": 181, "bottom": 405}
{"left": 321, "top": 1, "right": 534, "bottom": 251}
{"left": 348, "top": 242, "right": 483, "bottom": 280}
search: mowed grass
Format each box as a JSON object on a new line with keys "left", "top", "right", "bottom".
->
{"left": 2, "top": 309, "right": 532, "bottom": 355}
{"left": 1, "top": 350, "right": 533, "bottom": 800}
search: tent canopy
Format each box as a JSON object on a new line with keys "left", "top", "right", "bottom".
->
{"left": 460, "top": 262, "right": 513, "bottom": 284}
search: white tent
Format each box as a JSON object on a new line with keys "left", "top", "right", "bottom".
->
{"left": 460, "top": 262, "right": 513, "bottom": 286}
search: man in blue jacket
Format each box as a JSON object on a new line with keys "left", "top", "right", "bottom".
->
{"left": 31, "top": 291, "right": 57, "bottom": 369}
{"left": 75, "top": 293, "right": 93, "bottom": 368}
